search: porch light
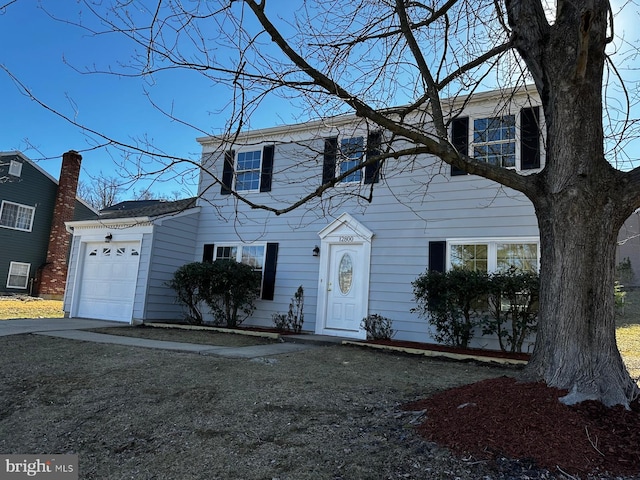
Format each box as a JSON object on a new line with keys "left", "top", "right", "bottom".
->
{"left": 105, "top": 233, "right": 113, "bottom": 243}
{"left": 312, "top": 245, "right": 320, "bottom": 257}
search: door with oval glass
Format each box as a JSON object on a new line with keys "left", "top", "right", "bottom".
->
{"left": 325, "top": 244, "right": 363, "bottom": 332}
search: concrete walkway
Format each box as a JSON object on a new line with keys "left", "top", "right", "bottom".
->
{"left": 0, "top": 318, "right": 335, "bottom": 359}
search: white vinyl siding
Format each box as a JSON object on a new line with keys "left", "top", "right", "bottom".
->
{"left": 0, "top": 201, "right": 35, "bottom": 232}
{"left": 7, "top": 262, "right": 30, "bottom": 289}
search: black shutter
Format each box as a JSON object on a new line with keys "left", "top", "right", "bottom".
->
{"left": 261, "top": 242, "right": 279, "bottom": 300}
{"left": 260, "top": 145, "right": 275, "bottom": 192}
{"left": 521, "top": 106, "right": 541, "bottom": 170}
{"left": 203, "top": 244, "right": 215, "bottom": 263}
{"left": 451, "top": 117, "right": 469, "bottom": 176}
{"left": 322, "top": 137, "right": 338, "bottom": 185}
{"left": 220, "top": 150, "right": 235, "bottom": 195}
{"left": 364, "top": 131, "right": 382, "bottom": 184}
{"left": 428, "top": 241, "right": 446, "bottom": 272}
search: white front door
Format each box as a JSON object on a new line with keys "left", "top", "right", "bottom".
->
{"left": 325, "top": 244, "right": 363, "bottom": 332}
{"left": 76, "top": 242, "right": 141, "bottom": 322}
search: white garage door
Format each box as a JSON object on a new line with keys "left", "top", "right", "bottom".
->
{"left": 76, "top": 242, "right": 141, "bottom": 322}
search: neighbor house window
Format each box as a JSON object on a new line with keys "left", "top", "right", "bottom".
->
{"left": 9, "top": 160, "right": 22, "bottom": 177}
{"left": 472, "top": 115, "right": 516, "bottom": 168}
{"left": 448, "top": 239, "right": 539, "bottom": 273}
{"left": 0, "top": 201, "right": 35, "bottom": 232}
{"left": 7, "top": 262, "right": 30, "bottom": 289}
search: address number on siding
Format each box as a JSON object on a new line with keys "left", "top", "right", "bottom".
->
{"left": 339, "top": 236, "right": 354, "bottom": 243}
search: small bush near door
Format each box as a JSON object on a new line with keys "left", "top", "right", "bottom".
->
{"left": 361, "top": 314, "right": 395, "bottom": 340}
{"left": 272, "top": 286, "right": 304, "bottom": 333}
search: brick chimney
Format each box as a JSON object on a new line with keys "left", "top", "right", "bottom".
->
{"left": 38, "top": 150, "right": 82, "bottom": 300}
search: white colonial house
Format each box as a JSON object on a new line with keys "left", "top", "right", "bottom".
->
{"left": 64, "top": 87, "right": 546, "bottom": 348}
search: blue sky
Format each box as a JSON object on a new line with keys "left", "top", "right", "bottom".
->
{"left": 2, "top": 1, "right": 639, "bottom": 200}
{"left": 0, "top": 1, "right": 292, "bottom": 198}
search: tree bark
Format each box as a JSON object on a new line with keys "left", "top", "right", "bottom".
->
{"left": 506, "top": 0, "right": 639, "bottom": 406}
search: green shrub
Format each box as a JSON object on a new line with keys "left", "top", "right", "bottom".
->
{"left": 167, "top": 262, "right": 212, "bottom": 325}
{"left": 412, "top": 269, "right": 489, "bottom": 348}
{"left": 201, "top": 260, "right": 261, "bottom": 328}
{"left": 361, "top": 314, "right": 395, "bottom": 340}
{"left": 483, "top": 269, "right": 539, "bottom": 353}
{"left": 272, "top": 285, "right": 304, "bottom": 333}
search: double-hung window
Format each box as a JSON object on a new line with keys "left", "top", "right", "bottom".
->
{"left": 472, "top": 115, "right": 516, "bottom": 168}
{"left": 7, "top": 262, "right": 30, "bottom": 289}
{"left": 322, "top": 131, "right": 383, "bottom": 186}
{"left": 339, "top": 137, "right": 365, "bottom": 183}
{"left": 215, "top": 244, "right": 265, "bottom": 275}
{"left": 220, "top": 145, "right": 275, "bottom": 194}
{"left": 203, "top": 242, "right": 279, "bottom": 301}
{"left": 0, "top": 201, "right": 35, "bottom": 232}
{"left": 448, "top": 239, "right": 539, "bottom": 273}
{"left": 450, "top": 106, "right": 541, "bottom": 175}
{"left": 235, "top": 150, "right": 262, "bottom": 191}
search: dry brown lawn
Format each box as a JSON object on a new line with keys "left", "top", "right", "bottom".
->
{"left": 1, "top": 291, "right": 639, "bottom": 379}
{"left": 0, "top": 296, "right": 64, "bottom": 319}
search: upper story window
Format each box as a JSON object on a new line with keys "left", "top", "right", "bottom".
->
{"left": 451, "top": 106, "right": 541, "bottom": 176}
{"left": 220, "top": 145, "right": 274, "bottom": 195}
{"left": 9, "top": 160, "right": 23, "bottom": 177}
{"left": 0, "top": 201, "right": 35, "bottom": 232}
{"left": 236, "top": 150, "right": 262, "bottom": 191}
{"left": 472, "top": 115, "right": 516, "bottom": 168}
{"left": 323, "top": 131, "right": 383, "bottom": 186}
{"left": 339, "top": 137, "right": 365, "bottom": 183}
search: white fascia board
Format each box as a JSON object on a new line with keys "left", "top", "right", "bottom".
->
{"left": 65, "top": 216, "right": 153, "bottom": 233}
{"left": 196, "top": 86, "right": 541, "bottom": 149}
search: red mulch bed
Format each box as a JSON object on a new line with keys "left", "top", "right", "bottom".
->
{"left": 360, "top": 338, "right": 530, "bottom": 361}
{"left": 403, "top": 376, "right": 640, "bottom": 477}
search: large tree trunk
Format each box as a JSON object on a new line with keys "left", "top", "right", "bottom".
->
{"left": 506, "top": 0, "right": 639, "bottom": 406}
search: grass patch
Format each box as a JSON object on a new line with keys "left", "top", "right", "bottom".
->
{"left": 0, "top": 297, "right": 64, "bottom": 320}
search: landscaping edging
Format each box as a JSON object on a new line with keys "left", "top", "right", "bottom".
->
{"left": 144, "top": 322, "right": 528, "bottom": 365}
{"left": 341, "top": 340, "right": 529, "bottom": 365}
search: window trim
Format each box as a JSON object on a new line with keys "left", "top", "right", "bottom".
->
{"left": 234, "top": 149, "right": 263, "bottom": 192}
{"left": 220, "top": 145, "right": 275, "bottom": 194}
{"left": 446, "top": 237, "right": 540, "bottom": 273}
{"left": 323, "top": 131, "right": 383, "bottom": 186}
{"left": 450, "top": 106, "right": 542, "bottom": 176}
{"left": 7, "top": 261, "right": 30, "bottom": 289}
{"left": 0, "top": 201, "right": 36, "bottom": 232}
{"left": 471, "top": 115, "right": 516, "bottom": 168}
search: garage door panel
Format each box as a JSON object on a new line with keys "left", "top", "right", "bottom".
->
{"left": 76, "top": 241, "right": 140, "bottom": 322}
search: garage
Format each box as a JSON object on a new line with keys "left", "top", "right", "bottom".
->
{"left": 76, "top": 241, "right": 141, "bottom": 322}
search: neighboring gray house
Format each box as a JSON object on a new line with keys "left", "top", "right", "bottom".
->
{"left": 0, "top": 151, "right": 95, "bottom": 297}
{"left": 63, "top": 198, "right": 199, "bottom": 322}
